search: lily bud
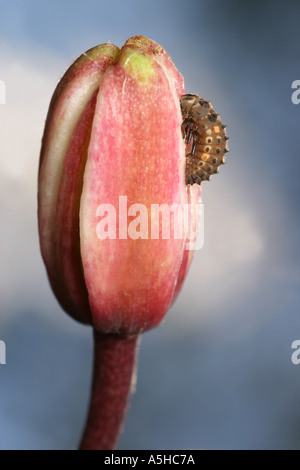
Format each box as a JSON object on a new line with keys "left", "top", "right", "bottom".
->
{"left": 38, "top": 36, "right": 200, "bottom": 336}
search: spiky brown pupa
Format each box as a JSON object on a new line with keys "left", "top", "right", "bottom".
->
{"left": 180, "top": 94, "right": 229, "bottom": 185}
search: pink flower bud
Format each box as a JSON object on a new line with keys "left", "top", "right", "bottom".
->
{"left": 38, "top": 36, "right": 200, "bottom": 337}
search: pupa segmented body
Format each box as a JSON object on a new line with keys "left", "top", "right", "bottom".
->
{"left": 180, "top": 94, "right": 229, "bottom": 185}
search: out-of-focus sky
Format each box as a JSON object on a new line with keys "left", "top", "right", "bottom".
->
{"left": 0, "top": 0, "right": 300, "bottom": 450}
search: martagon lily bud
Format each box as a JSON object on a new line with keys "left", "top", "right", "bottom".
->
{"left": 38, "top": 36, "right": 203, "bottom": 450}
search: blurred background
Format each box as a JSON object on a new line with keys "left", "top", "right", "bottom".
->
{"left": 0, "top": 0, "right": 300, "bottom": 450}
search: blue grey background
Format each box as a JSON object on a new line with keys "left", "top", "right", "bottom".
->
{"left": 0, "top": 0, "right": 300, "bottom": 449}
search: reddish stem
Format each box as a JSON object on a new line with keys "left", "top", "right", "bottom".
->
{"left": 79, "top": 331, "right": 139, "bottom": 450}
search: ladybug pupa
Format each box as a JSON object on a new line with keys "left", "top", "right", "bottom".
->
{"left": 180, "top": 94, "right": 229, "bottom": 185}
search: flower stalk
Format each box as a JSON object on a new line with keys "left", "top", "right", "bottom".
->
{"left": 79, "top": 332, "right": 139, "bottom": 450}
